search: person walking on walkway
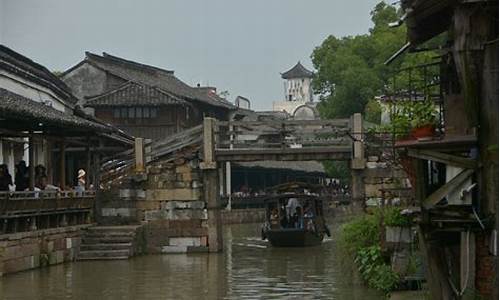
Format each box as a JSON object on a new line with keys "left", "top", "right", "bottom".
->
{"left": 76, "top": 169, "right": 86, "bottom": 195}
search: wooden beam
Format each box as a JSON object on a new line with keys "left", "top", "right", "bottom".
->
{"left": 134, "top": 138, "right": 145, "bottom": 172}
{"left": 28, "top": 133, "right": 34, "bottom": 191}
{"left": 422, "top": 169, "right": 474, "bottom": 209}
{"left": 52, "top": 146, "right": 125, "bottom": 153}
{"left": 407, "top": 149, "right": 477, "bottom": 169}
{"left": 85, "top": 135, "right": 91, "bottom": 189}
{"left": 59, "top": 140, "right": 66, "bottom": 190}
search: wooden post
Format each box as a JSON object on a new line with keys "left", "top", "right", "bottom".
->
{"left": 59, "top": 140, "right": 66, "bottom": 190}
{"left": 135, "top": 137, "right": 145, "bottom": 172}
{"left": 200, "top": 118, "right": 222, "bottom": 252}
{"left": 350, "top": 113, "right": 365, "bottom": 207}
{"left": 93, "top": 152, "right": 100, "bottom": 190}
{"left": 29, "top": 217, "right": 37, "bottom": 231}
{"left": 85, "top": 135, "right": 91, "bottom": 188}
{"left": 226, "top": 121, "right": 234, "bottom": 210}
{"left": 200, "top": 118, "right": 216, "bottom": 170}
{"left": 351, "top": 113, "right": 365, "bottom": 169}
{"left": 28, "top": 134, "right": 35, "bottom": 190}
{"left": 418, "top": 228, "right": 455, "bottom": 300}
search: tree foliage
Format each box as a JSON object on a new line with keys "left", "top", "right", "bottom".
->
{"left": 323, "top": 161, "right": 351, "bottom": 183}
{"left": 311, "top": 1, "right": 437, "bottom": 120}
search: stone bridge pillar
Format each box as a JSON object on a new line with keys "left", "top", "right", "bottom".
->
{"left": 201, "top": 118, "right": 223, "bottom": 252}
{"left": 350, "top": 113, "right": 366, "bottom": 207}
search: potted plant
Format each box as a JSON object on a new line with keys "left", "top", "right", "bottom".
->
{"left": 378, "top": 100, "right": 438, "bottom": 141}
{"left": 384, "top": 207, "right": 412, "bottom": 245}
{"left": 409, "top": 100, "right": 438, "bottom": 140}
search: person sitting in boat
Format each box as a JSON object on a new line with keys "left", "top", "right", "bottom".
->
{"left": 303, "top": 205, "right": 315, "bottom": 232}
{"left": 286, "top": 197, "right": 300, "bottom": 219}
{"left": 279, "top": 207, "right": 288, "bottom": 228}
{"left": 292, "top": 206, "right": 304, "bottom": 229}
{"left": 304, "top": 205, "right": 314, "bottom": 218}
{"left": 270, "top": 208, "right": 280, "bottom": 229}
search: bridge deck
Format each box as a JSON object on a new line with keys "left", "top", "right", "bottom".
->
{"left": 215, "top": 146, "right": 352, "bottom": 162}
{"left": 213, "top": 118, "right": 354, "bottom": 162}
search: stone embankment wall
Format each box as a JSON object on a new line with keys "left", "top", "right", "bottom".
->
{"left": 363, "top": 156, "right": 413, "bottom": 206}
{"left": 98, "top": 154, "right": 209, "bottom": 254}
{"left": 0, "top": 225, "right": 90, "bottom": 276}
{"left": 220, "top": 208, "right": 265, "bottom": 225}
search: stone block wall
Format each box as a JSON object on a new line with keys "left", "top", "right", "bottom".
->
{"left": 138, "top": 219, "right": 208, "bottom": 254}
{"left": 363, "top": 157, "right": 413, "bottom": 206}
{"left": 220, "top": 208, "right": 266, "bottom": 225}
{"left": 98, "top": 155, "right": 210, "bottom": 253}
{"left": 0, "top": 225, "right": 89, "bottom": 276}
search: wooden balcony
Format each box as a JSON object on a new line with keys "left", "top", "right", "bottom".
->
{"left": 0, "top": 191, "right": 95, "bottom": 234}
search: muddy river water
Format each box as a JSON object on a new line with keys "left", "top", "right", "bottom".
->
{"left": 0, "top": 223, "right": 382, "bottom": 299}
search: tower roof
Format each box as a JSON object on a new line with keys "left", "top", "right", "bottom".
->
{"left": 281, "top": 62, "right": 314, "bottom": 79}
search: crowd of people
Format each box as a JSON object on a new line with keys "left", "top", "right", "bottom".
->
{"left": 269, "top": 198, "right": 316, "bottom": 230}
{"left": 0, "top": 160, "right": 88, "bottom": 194}
{"left": 326, "top": 180, "right": 350, "bottom": 196}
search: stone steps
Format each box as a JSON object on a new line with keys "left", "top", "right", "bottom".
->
{"left": 79, "top": 249, "right": 131, "bottom": 259}
{"left": 82, "top": 236, "right": 134, "bottom": 244}
{"left": 78, "top": 225, "right": 139, "bottom": 261}
{"left": 78, "top": 256, "right": 130, "bottom": 261}
{"left": 80, "top": 243, "right": 132, "bottom": 251}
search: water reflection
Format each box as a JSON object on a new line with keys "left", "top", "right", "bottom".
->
{"left": 0, "top": 223, "right": 382, "bottom": 300}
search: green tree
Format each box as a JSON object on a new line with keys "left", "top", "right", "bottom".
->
{"left": 365, "top": 99, "right": 382, "bottom": 124}
{"left": 311, "top": 2, "right": 437, "bottom": 120}
{"left": 323, "top": 161, "right": 351, "bottom": 184}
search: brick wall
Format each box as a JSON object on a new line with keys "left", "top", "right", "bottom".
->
{"left": 476, "top": 232, "right": 497, "bottom": 298}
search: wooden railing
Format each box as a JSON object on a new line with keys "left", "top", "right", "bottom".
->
{"left": 215, "top": 119, "right": 351, "bottom": 150}
{"left": 0, "top": 190, "right": 95, "bottom": 217}
{"left": 213, "top": 119, "right": 353, "bottom": 162}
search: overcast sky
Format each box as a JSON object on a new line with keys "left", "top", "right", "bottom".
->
{"left": 1, "top": 0, "right": 380, "bottom": 110}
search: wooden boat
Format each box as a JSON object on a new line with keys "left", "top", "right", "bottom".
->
{"left": 261, "top": 185, "right": 330, "bottom": 247}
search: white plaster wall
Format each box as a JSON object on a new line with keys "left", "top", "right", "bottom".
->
{"left": 0, "top": 71, "right": 68, "bottom": 112}
{"left": 273, "top": 100, "right": 308, "bottom": 115}
{"left": 284, "top": 78, "right": 312, "bottom": 102}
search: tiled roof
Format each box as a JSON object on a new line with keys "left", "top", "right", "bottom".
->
{"left": 85, "top": 81, "right": 188, "bottom": 107}
{"left": 0, "top": 45, "right": 77, "bottom": 105}
{"left": 82, "top": 52, "right": 236, "bottom": 110}
{"left": 281, "top": 62, "right": 314, "bottom": 79}
{"left": 0, "top": 88, "right": 111, "bottom": 133}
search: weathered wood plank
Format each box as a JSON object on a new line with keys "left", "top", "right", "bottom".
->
{"left": 422, "top": 169, "right": 474, "bottom": 209}
{"left": 407, "top": 149, "right": 477, "bottom": 169}
{"left": 216, "top": 118, "right": 351, "bottom": 127}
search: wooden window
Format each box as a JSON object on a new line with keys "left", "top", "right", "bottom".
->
{"left": 120, "top": 107, "right": 128, "bottom": 118}
{"left": 128, "top": 107, "right": 135, "bottom": 118}
{"left": 143, "top": 107, "right": 150, "bottom": 118}
{"left": 150, "top": 108, "right": 158, "bottom": 118}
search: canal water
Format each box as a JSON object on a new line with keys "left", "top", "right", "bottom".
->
{"left": 0, "top": 223, "right": 382, "bottom": 300}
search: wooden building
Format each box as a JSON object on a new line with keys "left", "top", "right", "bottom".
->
{"left": 388, "top": 1, "right": 498, "bottom": 299}
{"left": 61, "top": 52, "right": 236, "bottom": 140}
{"left": 0, "top": 45, "right": 132, "bottom": 190}
{"left": 0, "top": 45, "right": 132, "bottom": 236}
